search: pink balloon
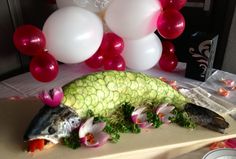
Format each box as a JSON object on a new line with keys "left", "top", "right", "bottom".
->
{"left": 157, "top": 9, "right": 185, "bottom": 39}
{"left": 30, "top": 52, "right": 59, "bottom": 82}
{"left": 13, "top": 25, "right": 46, "bottom": 56}
{"left": 160, "top": 0, "right": 187, "bottom": 10}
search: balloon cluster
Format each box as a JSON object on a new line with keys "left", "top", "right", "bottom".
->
{"left": 157, "top": 0, "right": 186, "bottom": 72}
{"left": 158, "top": 0, "right": 186, "bottom": 39}
{"left": 13, "top": 0, "right": 187, "bottom": 82}
{"left": 85, "top": 33, "right": 125, "bottom": 71}
{"left": 13, "top": 25, "right": 59, "bottom": 82}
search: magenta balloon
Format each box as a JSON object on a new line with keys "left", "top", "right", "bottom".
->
{"left": 13, "top": 25, "right": 46, "bottom": 56}
{"left": 162, "top": 41, "right": 175, "bottom": 54}
{"left": 85, "top": 49, "right": 105, "bottom": 69}
{"left": 160, "top": 0, "right": 187, "bottom": 10}
{"left": 30, "top": 53, "right": 59, "bottom": 82}
{"left": 159, "top": 53, "right": 178, "bottom": 72}
{"left": 157, "top": 9, "right": 185, "bottom": 39}
{"left": 104, "top": 55, "right": 126, "bottom": 71}
{"left": 100, "top": 32, "right": 124, "bottom": 58}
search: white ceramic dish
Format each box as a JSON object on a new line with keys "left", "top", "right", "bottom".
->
{"left": 203, "top": 148, "right": 236, "bottom": 159}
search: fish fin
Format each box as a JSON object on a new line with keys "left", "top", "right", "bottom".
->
{"left": 184, "top": 103, "right": 229, "bottom": 134}
{"left": 201, "top": 124, "right": 226, "bottom": 134}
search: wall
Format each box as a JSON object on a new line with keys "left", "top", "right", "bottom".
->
{"left": 0, "top": 0, "right": 24, "bottom": 79}
{"left": 0, "top": 0, "right": 55, "bottom": 80}
{"left": 222, "top": 7, "right": 236, "bottom": 74}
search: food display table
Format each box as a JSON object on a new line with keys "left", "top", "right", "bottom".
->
{"left": 0, "top": 63, "right": 236, "bottom": 159}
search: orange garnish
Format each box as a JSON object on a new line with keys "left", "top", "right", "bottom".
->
{"left": 172, "top": 85, "right": 178, "bottom": 90}
{"left": 168, "top": 80, "right": 177, "bottom": 86}
{"left": 210, "top": 141, "right": 227, "bottom": 150}
{"left": 231, "top": 86, "right": 236, "bottom": 91}
{"left": 136, "top": 119, "right": 142, "bottom": 124}
{"left": 220, "top": 79, "right": 235, "bottom": 87}
{"left": 218, "top": 88, "right": 230, "bottom": 97}
{"left": 159, "top": 77, "right": 168, "bottom": 83}
{"left": 158, "top": 113, "right": 165, "bottom": 119}
{"left": 86, "top": 133, "right": 95, "bottom": 144}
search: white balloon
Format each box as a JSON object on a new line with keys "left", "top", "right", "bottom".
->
{"left": 43, "top": 7, "right": 103, "bottom": 64}
{"left": 56, "top": 0, "right": 113, "bottom": 13}
{"left": 105, "top": 0, "right": 162, "bottom": 39}
{"left": 122, "top": 33, "right": 162, "bottom": 71}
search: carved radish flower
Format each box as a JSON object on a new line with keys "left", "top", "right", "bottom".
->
{"left": 156, "top": 103, "right": 175, "bottom": 124}
{"left": 79, "top": 117, "right": 109, "bottom": 147}
{"left": 131, "top": 107, "right": 152, "bottom": 128}
{"left": 38, "top": 87, "right": 64, "bottom": 107}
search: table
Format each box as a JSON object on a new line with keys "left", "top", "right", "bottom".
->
{"left": 0, "top": 63, "right": 235, "bottom": 159}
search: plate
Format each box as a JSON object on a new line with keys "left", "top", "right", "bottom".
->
{"left": 203, "top": 148, "right": 236, "bottom": 159}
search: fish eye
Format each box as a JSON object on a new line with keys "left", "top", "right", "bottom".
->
{"left": 68, "top": 117, "right": 81, "bottom": 128}
{"left": 48, "top": 127, "right": 56, "bottom": 134}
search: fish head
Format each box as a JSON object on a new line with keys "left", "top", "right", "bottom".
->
{"left": 184, "top": 103, "right": 229, "bottom": 133}
{"left": 24, "top": 105, "right": 81, "bottom": 144}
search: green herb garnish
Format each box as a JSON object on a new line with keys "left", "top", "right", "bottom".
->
{"left": 62, "top": 130, "right": 81, "bottom": 149}
{"left": 171, "top": 109, "right": 196, "bottom": 129}
{"left": 146, "top": 112, "right": 162, "bottom": 128}
{"left": 122, "top": 103, "right": 135, "bottom": 120}
{"left": 87, "top": 109, "right": 94, "bottom": 117}
{"left": 93, "top": 103, "right": 141, "bottom": 143}
{"left": 63, "top": 104, "right": 196, "bottom": 149}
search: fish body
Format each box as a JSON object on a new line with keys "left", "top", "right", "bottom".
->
{"left": 24, "top": 71, "right": 229, "bottom": 145}
{"left": 62, "top": 71, "right": 188, "bottom": 118}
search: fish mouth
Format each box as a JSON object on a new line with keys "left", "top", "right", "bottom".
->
{"left": 28, "top": 136, "right": 59, "bottom": 144}
{"left": 26, "top": 136, "right": 59, "bottom": 152}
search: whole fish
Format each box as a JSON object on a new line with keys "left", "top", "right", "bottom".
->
{"left": 24, "top": 71, "right": 229, "bottom": 146}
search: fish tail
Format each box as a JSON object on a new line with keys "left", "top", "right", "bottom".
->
{"left": 184, "top": 103, "right": 229, "bottom": 133}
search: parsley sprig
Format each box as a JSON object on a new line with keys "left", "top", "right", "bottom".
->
{"left": 94, "top": 103, "right": 141, "bottom": 143}
{"left": 63, "top": 130, "right": 81, "bottom": 149}
{"left": 146, "top": 112, "right": 162, "bottom": 128}
{"left": 170, "top": 109, "right": 196, "bottom": 129}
